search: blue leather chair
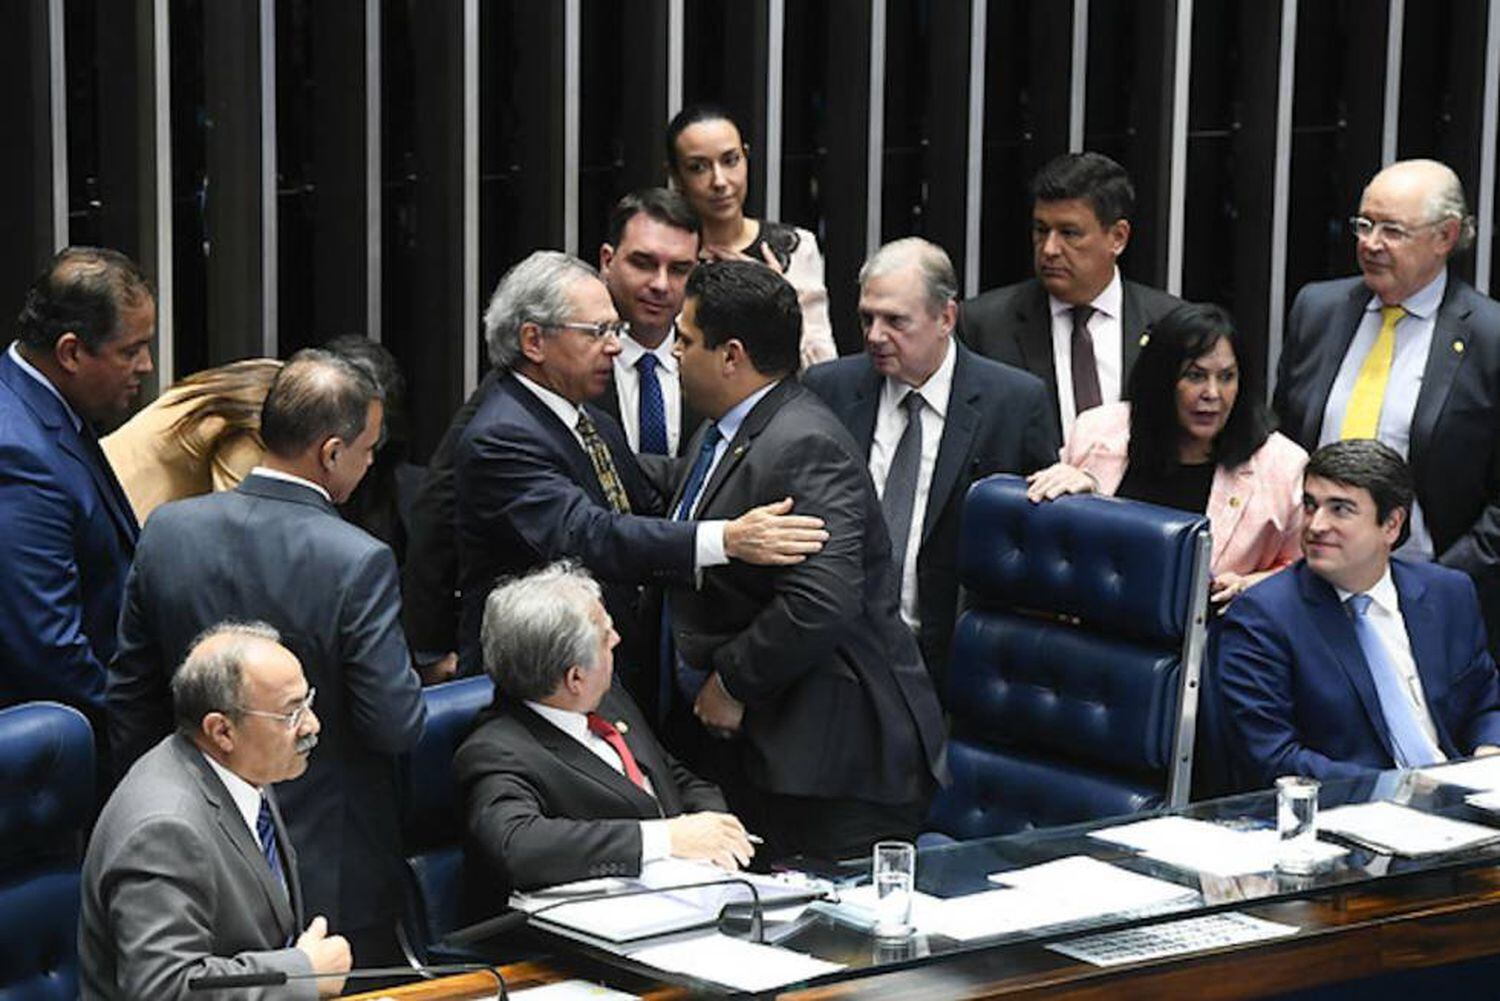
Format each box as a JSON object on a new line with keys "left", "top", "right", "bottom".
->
{"left": 397, "top": 675, "right": 494, "bottom": 965}
{"left": 926, "top": 475, "right": 1212, "bottom": 839}
{"left": 0, "top": 702, "right": 95, "bottom": 1001}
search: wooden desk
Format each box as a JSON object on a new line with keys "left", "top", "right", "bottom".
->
{"left": 349, "top": 865, "right": 1500, "bottom": 999}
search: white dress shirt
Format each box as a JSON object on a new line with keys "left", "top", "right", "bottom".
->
{"left": 1335, "top": 567, "right": 1445, "bottom": 757}
{"left": 513, "top": 371, "right": 727, "bottom": 568}
{"left": 247, "top": 465, "right": 331, "bottom": 503}
{"left": 613, "top": 332, "right": 683, "bottom": 456}
{"left": 524, "top": 701, "right": 670, "bottom": 865}
{"left": 1317, "top": 271, "right": 1445, "bottom": 560}
{"left": 867, "top": 337, "right": 957, "bottom": 631}
{"left": 201, "top": 752, "right": 290, "bottom": 892}
{"left": 1050, "top": 268, "right": 1125, "bottom": 436}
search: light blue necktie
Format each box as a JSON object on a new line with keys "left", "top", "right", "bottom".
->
{"left": 636, "top": 353, "right": 669, "bottom": 455}
{"left": 1347, "top": 594, "right": 1443, "bottom": 768}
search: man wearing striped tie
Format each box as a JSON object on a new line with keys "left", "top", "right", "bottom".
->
{"left": 1218, "top": 440, "right": 1500, "bottom": 787}
{"left": 1274, "top": 159, "right": 1500, "bottom": 650}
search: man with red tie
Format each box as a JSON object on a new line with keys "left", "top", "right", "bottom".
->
{"left": 454, "top": 563, "right": 752, "bottom": 891}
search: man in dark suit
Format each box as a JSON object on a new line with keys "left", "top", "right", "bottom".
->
{"left": 803, "top": 238, "right": 1056, "bottom": 692}
{"left": 82, "top": 623, "right": 351, "bottom": 999}
{"left": 957, "top": 152, "right": 1181, "bottom": 441}
{"left": 110, "top": 350, "right": 426, "bottom": 966}
{"left": 1274, "top": 159, "right": 1500, "bottom": 648}
{"left": 670, "top": 260, "right": 947, "bottom": 861}
{"left": 452, "top": 251, "right": 826, "bottom": 693}
{"left": 0, "top": 247, "right": 153, "bottom": 720}
{"left": 456, "top": 563, "right": 750, "bottom": 890}
{"left": 1219, "top": 440, "right": 1500, "bottom": 787}
{"left": 595, "top": 188, "right": 706, "bottom": 457}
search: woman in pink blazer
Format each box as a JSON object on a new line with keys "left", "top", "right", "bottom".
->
{"left": 1028, "top": 303, "right": 1306, "bottom": 610}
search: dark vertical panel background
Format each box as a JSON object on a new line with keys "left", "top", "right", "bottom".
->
{"left": 0, "top": 1, "right": 61, "bottom": 319}
{"left": 683, "top": 0, "right": 770, "bottom": 220}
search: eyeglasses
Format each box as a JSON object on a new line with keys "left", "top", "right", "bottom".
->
{"left": 239, "top": 688, "right": 316, "bottom": 731}
{"left": 1349, "top": 216, "right": 1441, "bottom": 245}
{"left": 547, "top": 320, "right": 631, "bottom": 341}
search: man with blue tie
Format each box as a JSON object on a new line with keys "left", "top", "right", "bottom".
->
{"left": 1219, "top": 439, "right": 1500, "bottom": 787}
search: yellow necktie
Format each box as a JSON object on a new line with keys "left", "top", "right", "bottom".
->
{"left": 1340, "top": 305, "right": 1406, "bottom": 439}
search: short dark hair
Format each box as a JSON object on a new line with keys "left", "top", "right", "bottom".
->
{"left": 1304, "top": 439, "right": 1415, "bottom": 549}
{"left": 324, "top": 334, "right": 407, "bottom": 446}
{"left": 1030, "top": 152, "right": 1135, "bottom": 228}
{"left": 605, "top": 188, "right": 701, "bottom": 248}
{"left": 684, "top": 260, "right": 800, "bottom": 377}
{"left": 16, "top": 246, "right": 154, "bottom": 352}
{"left": 259, "top": 348, "right": 381, "bottom": 458}
{"left": 1125, "top": 302, "right": 1271, "bottom": 477}
{"left": 665, "top": 102, "right": 744, "bottom": 170}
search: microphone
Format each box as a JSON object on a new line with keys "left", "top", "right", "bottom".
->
{"left": 187, "top": 961, "right": 508, "bottom": 998}
{"left": 447, "top": 876, "right": 770, "bottom": 947}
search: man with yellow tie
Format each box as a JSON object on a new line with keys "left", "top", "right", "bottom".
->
{"left": 1274, "top": 159, "right": 1500, "bottom": 648}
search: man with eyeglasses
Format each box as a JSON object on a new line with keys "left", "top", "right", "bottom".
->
{"left": 110, "top": 349, "right": 426, "bottom": 969}
{"left": 1274, "top": 159, "right": 1500, "bottom": 649}
{"left": 453, "top": 252, "right": 828, "bottom": 707}
{"left": 83, "top": 622, "right": 353, "bottom": 999}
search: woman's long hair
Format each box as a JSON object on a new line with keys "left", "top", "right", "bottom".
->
{"left": 164, "top": 358, "right": 283, "bottom": 445}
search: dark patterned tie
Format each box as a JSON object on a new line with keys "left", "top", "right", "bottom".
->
{"left": 256, "top": 796, "right": 285, "bottom": 886}
{"left": 881, "top": 392, "right": 925, "bottom": 578}
{"left": 636, "top": 353, "right": 669, "bottom": 455}
{"left": 576, "top": 411, "right": 632, "bottom": 513}
{"left": 1070, "top": 304, "right": 1102, "bottom": 415}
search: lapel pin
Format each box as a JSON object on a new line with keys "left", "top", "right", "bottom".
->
{"left": 615, "top": 720, "right": 629, "bottom": 734}
{"left": 1454, "top": 340, "right": 1465, "bottom": 354}
{"left": 1228, "top": 495, "right": 1241, "bottom": 508}
{"left": 733, "top": 445, "right": 747, "bottom": 457}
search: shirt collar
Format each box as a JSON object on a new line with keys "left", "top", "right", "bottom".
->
{"left": 716, "top": 380, "right": 779, "bottom": 445}
{"left": 1049, "top": 267, "right": 1123, "bottom": 320}
{"left": 882, "top": 335, "right": 955, "bottom": 419}
{"left": 616, "top": 329, "right": 679, "bottom": 374}
{"left": 1365, "top": 269, "right": 1447, "bottom": 321}
{"left": 201, "top": 750, "right": 263, "bottom": 838}
{"left": 525, "top": 700, "right": 590, "bottom": 743}
{"left": 514, "top": 370, "right": 583, "bottom": 431}
{"left": 8, "top": 341, "right": 83, "bottom": 432}
{"left": 1335, "top": 564, "right": 1398, "bottom": 613}
{"left": 249, "top": 465, "right": 332, "bottom": 503}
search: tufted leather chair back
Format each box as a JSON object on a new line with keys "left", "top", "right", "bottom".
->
{"left": 927, "top": 475, "right": 1211, "bottom": 839}
{"left": 0, "top": 702, "right": 94, "bottom": 1001}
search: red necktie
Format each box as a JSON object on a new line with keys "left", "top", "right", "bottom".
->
{"left": 586, "top": 712, "right": 648, "bottom": 791}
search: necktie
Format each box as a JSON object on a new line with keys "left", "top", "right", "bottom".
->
{"left": 256, "top": 796, "right": 285, "bottom": 886}
{"left": 635, "top": 354, "right": 669, "bottom": 456}
{"left": 1070, "top": 304, "right": 1102, "bottom": 415}
{"left": 1340, "top": 305, "right": 1406, "bottom": 439}
{"left": 586, "top": 712, "right": 649, "bottom": 791}
{"left": 1347, "top": 594, "right": 1443, "bottom": 767}
{"left": 882, "top": 392, "right": 925, "bottom": 577}
{"left": 576, "top": 411, "right": 632, "bottom": 513}
{"left": 674, "top": 424, "right": 723, "bottom": 521}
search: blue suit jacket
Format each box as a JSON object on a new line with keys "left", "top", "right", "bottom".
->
{"left": 453, "top": 372, "right": 697, "bottom": 676}
{"left": 1218, "top": 558, "right": 1500, "bottom": 786}
{"left": 0, "top": 350, "right": 138, "bottom": 711}
{"left": 801, "top": 341, "right": 1056, "bottom": 691}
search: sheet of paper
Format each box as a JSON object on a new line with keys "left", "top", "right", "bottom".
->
{"left": 1089, "top": 815, "right": 1346, "bottom": 876}
{"left": 1047, "top": 912, "right": 1298, "bottom": 967}
{"left": 1320, "top": 801, "right": 1500, "bottom": 856}
{"left": 628, "top": 932, "right": 845, "bottom": 993}
{"left": 1418, "top": 756, "right": 1500, "bottom": 791}
{"left": 513, "top": 981, "right": 640, "bottom": 1000}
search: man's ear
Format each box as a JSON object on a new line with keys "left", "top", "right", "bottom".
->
{"left": 202, "top": 712, "right": 236, "bottom": 755}
{"left": 561, "top": 663, "right": 587, "bottom": 696}
{"left": 599, "top": 243, "right": 616, "bottom": 273}
{"left": 54, "top": 331, "right": 85, "bottom": 374}
{"left": 1108, "top": 218, "right": 1132, "bottom": 257}
{"left": 519, "top": 322, "right": 548, "bottom": 365}
{"left": 318, "top": 435, "right": 343, "bottom": 472}
{"left": 722, "top": 338, "right": 747, "bottom": 374}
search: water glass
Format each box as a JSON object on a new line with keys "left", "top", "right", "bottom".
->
{"left": 871, "top": 840, "right": 916, "bottom": 938}
{"left": 1275, "top": 775, "right": 1320, "bottom": 874}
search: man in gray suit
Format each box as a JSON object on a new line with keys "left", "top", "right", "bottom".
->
{"left": 82, "top": 623, "right": 351, "bottom": 999}
{"left": 957, "top": 152, "right": 1181, "bottom": 442}
{"left": 110, "top": 349, "right": 426, "bottom": 965}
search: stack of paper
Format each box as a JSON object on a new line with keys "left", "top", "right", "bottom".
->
{"left": 1320, "top": 801, "right": 1500, "bottom": 856}
{"left": 1090, "top": 815, "right": 1346, "bottom": 876}
{"left": 1418, "top": 756, "right": 1500, "bottom": 792}
{"left": 627, "top": 932, "right": 845, "bottom": 993}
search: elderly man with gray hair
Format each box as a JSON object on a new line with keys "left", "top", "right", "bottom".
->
{"left": 454, "top": 563, "right": 751, "bottom": 890}
{"left": 452, "top": 250, "right": 828, "bottom": 700}
{"left": 82, "top": 622, "right": 352, "bottom": 1000}
{"left": 1274, "top": 158, "right": 1500, "bottom": 649}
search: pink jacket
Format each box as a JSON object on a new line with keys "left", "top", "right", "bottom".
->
{"left": 1062, "top": 402, "right": 1307, "bottom": 577}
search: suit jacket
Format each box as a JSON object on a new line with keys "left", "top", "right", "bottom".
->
{"left": 801, "top": 341, "right": 1058, "bottom": 689}
{"left": 595, "top": 350, "right": 706, "bottom": 459}
{"left": 79, "top": 734, "right": 316, "bottom": 1000}
{"left": 1061, "top": 402, "right": 1306, "bottom": 577}
{"left": 956, "top": 276, "right": 1183, "bottom": 441}
{"left": 109, "top": 473, "right": 426, "bottom": 933}
{"left": 1218, "top": 559, "right": 1500, "bottom": 787}
{"left": 454, "top": 682, "right": 725, "bottom": 891}
{"left": 0, "top": 350, "right": 138, "bottom": 713}
{"left": 453, "top": 372, "right": 697, "bottom": 679}
{"left": 1274, "top": 273, "right": 1500, "bottom": 642}
{"left": 669, "top": 379, "right": 947, "bottom": 804}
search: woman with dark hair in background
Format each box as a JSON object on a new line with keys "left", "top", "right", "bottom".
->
{"left": 1027, "top": 302, "right": 1307, "bottom": 608}
{"left": 666, "top": 102, "right": 837, "bottom": 367}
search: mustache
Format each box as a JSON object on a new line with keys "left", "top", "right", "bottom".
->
{"left": 295, "top": 732, "right": 319, "bottom": 755}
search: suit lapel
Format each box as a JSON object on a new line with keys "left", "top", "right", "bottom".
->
{"left": 922, "top": 344, "right": 980, "bottom": 548}
{"left": 845, "top": 366, "right": 882, "bottom": 451}
{"left": 515, "top": 703, "right": 659, "bottom": 813}
{"left": 1409, "top": 278, "right": 1470, "bottom": 478}
{"left": 1016, "top": 283, "right": 1059, "bottom": 404}
{"left": 1299, "top": 565, "right": 1397, "bottom": 761}
{"left": 1392, "top": 561, "right": 1457, "bottom": 753}
{"left": 1303, "top": 284, "right": 1370, "bottom": 445}
{"left": 695, "top": 380, "right": 797, "bottom": 517}
{"left": 1207, "top": 462, "right": 1255, "bottom": 568}
{"left": 1121, "top": 282, "right": 1147, "bottom": 377}
{"left": 264, "top": 788, "right": 305, "bottom": 932}
{"left": 503, "top": 375, "right": 611, "bottom": 508}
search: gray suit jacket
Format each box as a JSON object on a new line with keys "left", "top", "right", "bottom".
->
{"left": 79, "top": 734, "right": 316, "bottom": 1000}
{"left": 109, "top": 473, "right": 427, "bottom": 933}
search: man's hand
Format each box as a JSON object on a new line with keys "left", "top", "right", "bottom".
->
{"left": 418, "top": 652, "right": 459, "bottom": 686}
{"left": 295, "top": 916, "right": 351, "bottom": 998}
{"left": 694, "top": 671, "right": 745, "bottom": 735}
{"left": 723, "top": 497, "right": 827, "bottom": 565}
{"left": 1025, "top": 463, "right": 1098, "bottom": 502}
{"left": 666, "top": 811, "right": 755, "bottom": 870}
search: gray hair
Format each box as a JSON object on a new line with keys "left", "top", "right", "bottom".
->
{"left": 171, "top": 621, "right": 283, "bottom": 733}
{"left": 858, "top": 237, "right": 958, "bottom": 316}
{"left": 482, "top": 251, "right": 599, "bottom": 371}
{"left": 480, "top": 562, "right": 605, "bottom": 701}
{"left": 1419, "top": 161, "right": 1477, "bottom": 252}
